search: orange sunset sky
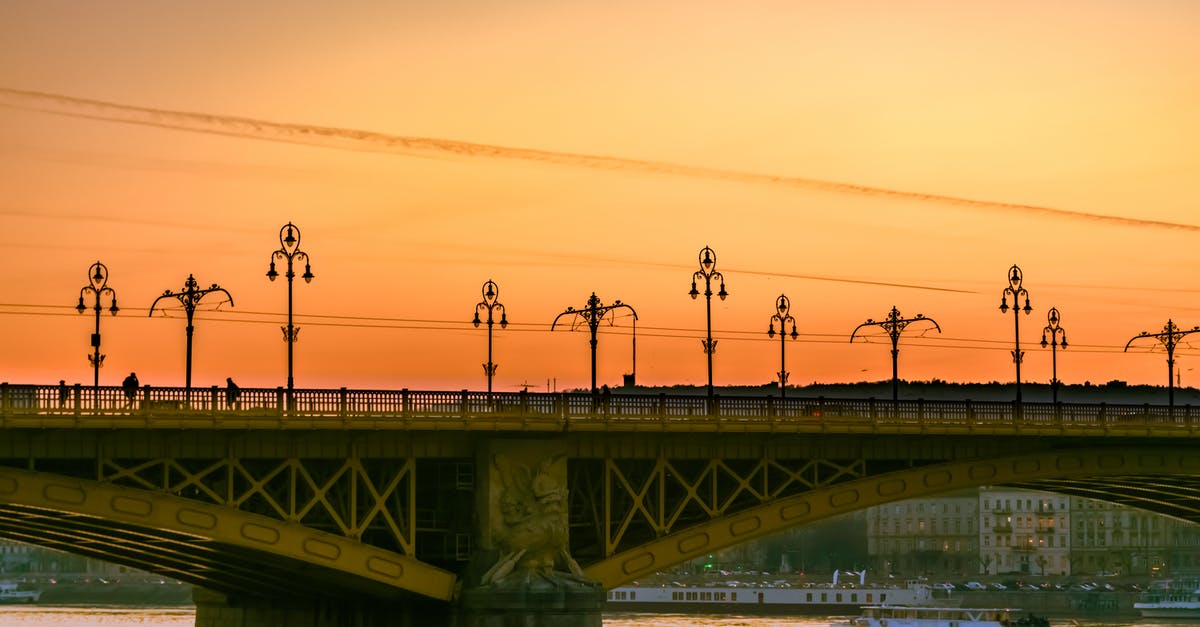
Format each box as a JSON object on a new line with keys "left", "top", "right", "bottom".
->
{"left": 1, "top": 1, "right": 1198, "bottom": 394}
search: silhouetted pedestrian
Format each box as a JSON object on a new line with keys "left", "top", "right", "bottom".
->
{"left": 225, "top": 377, "right": 240, "bottom": 410}
{"left": 58, "top": 380, "right": 68, "bottom": 408}
{"left": 122, "top": 372, "right": 139, "bottom": 408}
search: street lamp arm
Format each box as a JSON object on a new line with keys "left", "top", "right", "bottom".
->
{"left": 147, "top": 292, "right": 177, "bottom": 317}
{"left": 612, "top": 302, "right": 638, "bottom": 321}
{"left": 212, "top": 287, "right": 235, "bottom": 309}
{"left": 550, "top": 309, "right": 577, "bottom": 331}
{"left": 914, "top": 316, "right": 942, "bottom": 335}
{"left": 1123, "top": 334, "right": 1150, "bottom": 352}
{"left": 849, "top": 320, "right": 874, "bottom": 343}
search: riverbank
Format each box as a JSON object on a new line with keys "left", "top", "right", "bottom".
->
{"left": 35, "top": 582, "right": 193, "bottom": 606}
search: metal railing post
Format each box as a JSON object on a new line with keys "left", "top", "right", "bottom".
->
{"left": 1, "top": 383, "right": 7, "bottom": 414}
{"left": 211, "top": 385, "right": 219, "bottom": 412}
{"left": 276, "top": 387, "right": 285, "bottom": 416}
{"left": 73, "top": 383, "right": 82, "bottom": 418}
{"left": 141, "top": 385, "right": 151, "bottom": 415}
{"left": 339, "top": 387, "right": 348, "bottom": 417}
{"left": 461, "top": 389, "right": 469, "bottom": 419}
{"left": 402, "top": 388, "right": 410, "bottom": 415}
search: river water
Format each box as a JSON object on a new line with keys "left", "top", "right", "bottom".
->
{"left": 0, "top": 608, "right": 1181, "bottom": 627}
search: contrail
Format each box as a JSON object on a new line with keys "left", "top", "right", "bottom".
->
{"left": 3, "top": 87, "right": 1197, "bottom": 233}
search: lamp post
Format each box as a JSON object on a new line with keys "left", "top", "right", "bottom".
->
{"left": 267, "top": 222, "right": 314, "bottom": 411}
{"left": 1040, "top": 307, "right": 1068, "bottom": 403}
{"left": 767, "top": 294, "right": 798, "bottom": 397}
{"left": 850, "top": 306, "right": 941, "bottom": 403}
{"left": 76, "top": 261, "right": 119, "bottom": 406}
{"left": 472, "top": 279, "right": 508, "bottom": 398}
{"left": 1124, "top": 319, "right": 1200, "bottom": 410}
{"left": 149, "top": 275, "right": 234, "bottom": 405}
{"left": 551, "top": 293, "right": 637, "bottom": 394}
{"left": 998, "top": 264, "right": 1033, "bottom": 403}
{"left": 689, "top": 246, "right": 727, "bottom": 399}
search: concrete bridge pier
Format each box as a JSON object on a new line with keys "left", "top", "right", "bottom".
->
{"left": 453, "top": 438, "right": 604, "bottom": 627}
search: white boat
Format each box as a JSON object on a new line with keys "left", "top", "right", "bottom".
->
{"left": 832, "top": 605, "right": 1048, "bottom": 627}
{"left": 0, "top": 581, "right": 40, "bottom": 604}
{"left": 606, "top": 575, "right": 953, "bottom": 615}
{"left": 1133, "top": 579, "right": 1200, "bottom": 619}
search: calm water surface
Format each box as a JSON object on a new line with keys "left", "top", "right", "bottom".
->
{"left": 0, "top": 608, "right": 1186, "bottom": 627}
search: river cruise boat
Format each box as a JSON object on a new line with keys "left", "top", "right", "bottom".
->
{"left": 832, "top": 605, "right": 1048, "bottom": 627}
{"left": 606, "top": 578, "right": 947, "bottom": 615}
{"left": 1133, "top": 578, "right": 1200, "bottom": 619}
{"left": 0, "top": 582, "right": 40, "bottom": 604}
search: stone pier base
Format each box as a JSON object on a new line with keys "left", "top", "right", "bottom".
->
{"left": 453, "top": 576, "right": 604, "bottom": 627}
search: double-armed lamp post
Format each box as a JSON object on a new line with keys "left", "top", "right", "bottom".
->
{"left": 851, "top": 306, "right": 941, "bottom": 403}
{"left": 76, "top": 261, "right": 119, "bottom": 405}
{"left": 999, "top": 264, "right": 1033, "bottom": 403}
{"left": 689, "top": 246, "right": 728, "bottom": 399}
{"left": 1040, "top": 307, "right": 1068, "bottom": 403}
{"left": 552, "top": 293, "right": 637, "bottom": 395}
{"left": 472, "top": 279, "right": 508, "bottom": 398}
{"left": 267, "top": 222, "right": 314, "bottom": 411}
{"left": 149, "top": 275, "right": 234, "bottom": 404}
{"left": 767, "top": 294, "right": 798, "bottom": 397}
{"left": 1125, "top": 319, "right": 1200, "bottom": 411}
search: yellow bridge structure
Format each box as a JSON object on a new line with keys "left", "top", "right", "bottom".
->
{"left": 2, "top": 382, "right": 1199, "bottom": 623}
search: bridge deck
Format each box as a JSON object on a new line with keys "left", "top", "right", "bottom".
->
{"left": 2, "top": 383, "right": 1197, "bottom": 436}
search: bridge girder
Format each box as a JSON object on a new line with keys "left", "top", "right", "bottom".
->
{"left": 581, "top": 445, "right": 1200, "bottom": 589}
{"left": 0, "top": 466, "right": 456, "bottom": 601}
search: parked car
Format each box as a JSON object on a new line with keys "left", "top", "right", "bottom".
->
{"left": 964, "top": 581, "right": 987, "bottom": 590}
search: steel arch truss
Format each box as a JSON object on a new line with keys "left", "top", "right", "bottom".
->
{"left": 570, "top": 456, "right": 865, "bottom": 559}
{"left": 581, "top": 446, "right": 1200, "bottom": 589}
{"left": 1011, "top": 475, "right": 1200, "bottom": 520}
{"left": 94, "top": 454, "right": 416, "bottom": 556}
{"left": 0, "top": 466, "right": 455, "bottom": 601}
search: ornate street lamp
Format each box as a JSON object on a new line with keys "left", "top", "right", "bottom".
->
{"left": 767, "top": 294, "right": 798, "bottom": 397}
{"left": 689, "top": 246, "right": 727, "bottom": 398}
{"left": 851, "top": 306, "right": 941, "bottom": 403}
{"left": 1040, "top": 307, "right": 1068, "bottom": 403}
{"left": 998, "top": 264, "right": 1033, "bottom": 403}
{"left": 267, "top": 222, "right": 314, "bottom": 411}
{"left": 149, "top": 275, "right": 234, "bottom": 405}
{"left": 1125, "top": 319, "right": 1200, "bottom": 411}
{"left": 552, "top": 293, "right": 637, "bottom": 394}
{"left": 76, "top": 261, "right": 119, "bottom": 406}
{"left": 473, "top": 279, "right": 508, "bottom": 398}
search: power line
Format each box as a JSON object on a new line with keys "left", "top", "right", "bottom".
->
{"left": 3, "top": 304, "right": 1198, "bottom": 357}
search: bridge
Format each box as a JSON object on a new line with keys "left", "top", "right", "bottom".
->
{"left": 3, "top": 382, "right": 1200, "bottom": 625}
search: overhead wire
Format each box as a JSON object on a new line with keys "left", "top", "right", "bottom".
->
{"left": 2, "top": 302, "right": 1198, "bottom": 357}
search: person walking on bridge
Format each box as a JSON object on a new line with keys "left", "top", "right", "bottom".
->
{"left": 225, "top": 377, "right": 240, "bottom": 410}
{"left": 122, "top": 372, "right": 139, "bottom": 409}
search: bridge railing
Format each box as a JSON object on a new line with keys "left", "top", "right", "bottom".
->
{"left": 0, "top": 382, "right": 1196, "bottom": 431}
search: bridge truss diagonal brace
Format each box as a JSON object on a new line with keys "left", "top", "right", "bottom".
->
{"left": 0, "top": 466, "right": 455, "bottom": 601}
{"left": 599, "top": 455, "right": 866, "bottom": 558}
{"left": 584, "top": 446, "right": 1200, "bottom": 589}
{"left": 97, "top": 453, "right": 416, "bottom": 558}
